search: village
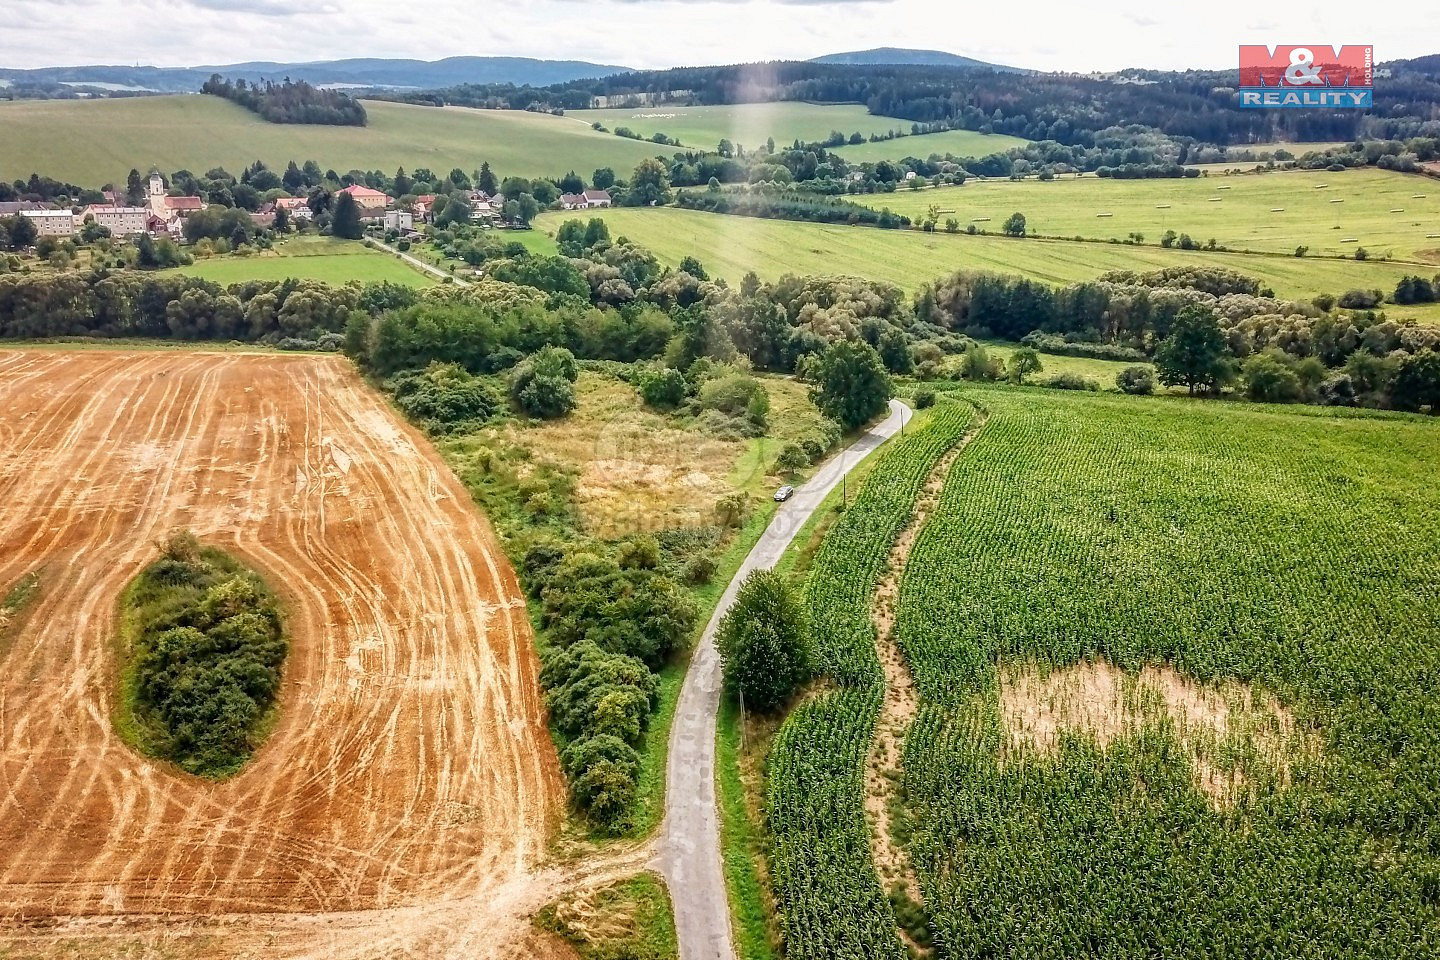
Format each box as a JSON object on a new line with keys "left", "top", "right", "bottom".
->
{"left": 0, "top": 171, "right": 615, "bottom": 243}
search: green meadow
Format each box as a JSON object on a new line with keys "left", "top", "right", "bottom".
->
{"left": 533, "top": 206, "right": 1440, "bottom": 322}
{"left": 829, "top": 128, "right": 1029, "bottom": 162}
{"left": 850, "top": 168, "right": 1440, "bottom": 261}
{"left": 171, "top": 236, "right": 433, "bottom": 287}
{"left": 0, "top": 95, "right": 664, "bottom": 187}
{"left": 573, "top": 102, "right": 918, "bottom": 152}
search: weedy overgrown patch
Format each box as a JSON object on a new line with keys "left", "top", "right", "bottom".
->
{"left": 536, "top": 872, "right": 678, "bottom": 960}
{"left": 0, "top": 569, "right": 43, "bottom": 649}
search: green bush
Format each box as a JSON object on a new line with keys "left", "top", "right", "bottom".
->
{"left": 698, "top": 368, "right": 766, "bottom": 418}
{"left": 636, "top": 365, "right": 687, "bottom": 409}
{"left": 776, "top": 442, "right": 810, "bottom": 473}
{"left": 1117, "top": 365, "right": 1157, "bottom": 395}
{"left": 960, "top": 344, "right": 1005, "bottom": 382}
{"left": 913, "top": 387, "right": 937, "bottom": 408}
{"left": 387, "top": 362, "right": 500, "bottom": 432}
{"left": 1044, "top": 371, "right": 1102, "bottom": 391}
{"left": 122, "top": 531, "right": 286, "bottom": 777}
{"left": 510, "top": 345, "right": 579, "bottom": 419}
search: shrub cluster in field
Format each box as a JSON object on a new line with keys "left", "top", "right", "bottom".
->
{"left": 527, "top": 537, "right": 699, "bottom": 831}
{"left": 889, "top": 390, "right": 1440, "bottom": 957}
{"left": 122, "top": 532, "right": 286, "bottom": 778}
{"left": 764, "top": 400, "right": 974, "bottom": 959}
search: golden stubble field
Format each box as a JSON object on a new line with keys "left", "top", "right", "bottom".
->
{"left": 0, "top": 349, "right": 574, "bottom": 959}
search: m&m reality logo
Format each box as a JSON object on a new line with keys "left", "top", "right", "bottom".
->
{"left": 1237, "top": 45, "right": 1373, "bottom": 108}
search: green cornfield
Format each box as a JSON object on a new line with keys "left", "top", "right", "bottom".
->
{"left": 895, "top": 389, "right": 1440, "bottom": 957}
{"left": 766, "top": 399, "right": 975, "bottom": 959}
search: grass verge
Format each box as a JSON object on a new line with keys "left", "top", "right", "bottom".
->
{"left": 536, "top": 871, "right": 679, "bottom": 959}
{"left": 716, "top": 398, "right": 933, "bottom": 958}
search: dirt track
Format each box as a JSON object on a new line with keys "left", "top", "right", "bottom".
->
{"left": 0, "top": 349, "right": 565, "bottom": 955}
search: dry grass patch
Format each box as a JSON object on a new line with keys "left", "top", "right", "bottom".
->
{"left": 998, "top": 659, "right": 1312, "bottom": 807}
{"left": 536, "top": 872, "right": 677, "bottom": 959}
{"left": 486, "top": 371, "right": 833, "bottom": 539}
{"left": 494, "top": 372, "right": 747, "bottom": 538}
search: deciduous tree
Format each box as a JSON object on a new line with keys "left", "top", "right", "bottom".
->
{"left": 716, "top": 569, "right": 811, "bottom": 713}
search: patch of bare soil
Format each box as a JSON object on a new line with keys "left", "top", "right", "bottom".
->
{"left": 0, "top": 349, "right": 566, "bottom": 956}
{"left": 998, "top": 659, "right": 1311, "bottom": 807}
{"left": 866, "top": 413, "right": 986, "bottom": 931}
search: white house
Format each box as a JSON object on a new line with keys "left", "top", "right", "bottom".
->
{"left": 581, "top": 189, "right": 612, "bottom": 207}
{"left": 19, "top": 209, "right": 76, "bottom": 237}
{"left": 559, "top": 192, "right": 588, "bottom": 210}
{"left": 382, "top": 210, "right": 414, "bottom": 232}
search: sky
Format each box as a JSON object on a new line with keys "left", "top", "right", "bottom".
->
{"left": 3, "top": 0, "right": 1437, "bottom": 73}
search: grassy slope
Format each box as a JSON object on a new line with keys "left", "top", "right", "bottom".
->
{"left": 849, "top": 168, "right": 1440, "bottom": 261}
{"left": 532, "top": 206, "right": 1440, "bottom": 315}
{"left": 0, "top": 96, "right": 663, "bottom": 186}
{"left": 572, "top": 103, "right": 918, "bottom": 152}
{"left": 171, "top": 236, "right": 433, "bottom": 287}
{"left": 830, "top": 128, "right": 1029, "bottom": 163}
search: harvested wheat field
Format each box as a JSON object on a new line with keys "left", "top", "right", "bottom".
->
{"left": 0, "top": 349, "right": 564, "bottom": 956}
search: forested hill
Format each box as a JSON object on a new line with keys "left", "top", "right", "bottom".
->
{"left": 810, "top": 47, "right": 1019, "bottom": 71}
{"left": 399, "top": 58, "right": 1440, "bottom": 147}
{"left": 0, "top": 56, "right": 635, "bottom": 97}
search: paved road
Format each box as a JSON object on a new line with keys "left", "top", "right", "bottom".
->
{"left": 365, "top": 238, "right": 470, "bottom": 286}
{"left": 653, "top": 399, "right": 914, "bottom": 960}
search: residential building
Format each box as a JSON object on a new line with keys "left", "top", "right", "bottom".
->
{"left": 20, "top": 209, "right": 77, "bottom": 237}
{"left": 382, "top": 210, "right": 414, "bottom": 232}
{"left": 146, "top": 213, "right": 181, "bottom": 238}
{"left": 559, "top": 192, "right": 588, "bottom": 210}
{"left": 339, "top": 184, "right": 390, "bottom": 215}
{"left": 412, "top": 194, "right": 437, "bottom": 219}
{"left": 82, "top": 205, "right": 150, "bottom": 236}
{"left": 582, "top": 189, "right": 613, "bottom": 207}
{"left": 0, "top": 201, "right": 45, "bottom": 216}
{"left": 273, "top": 197, "right": 314, "bottom": 221}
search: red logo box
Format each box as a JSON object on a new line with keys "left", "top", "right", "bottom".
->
{"left": 1239, "top": 45, "right": 1373, "bottom": 88}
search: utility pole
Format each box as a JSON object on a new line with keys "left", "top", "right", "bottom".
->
{"left": 738, "top": 688, "right": 746, "bottom": 752}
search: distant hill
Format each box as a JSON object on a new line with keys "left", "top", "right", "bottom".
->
{"left": 0, "top": 56, "right": 635, "bottom": 94}
{"left": 810, "top": 47, "right": 1020, "bottom": 71}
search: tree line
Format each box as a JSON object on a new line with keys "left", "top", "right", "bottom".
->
{"left": 388, "top": 58, "right": 1440, "bottom": 148}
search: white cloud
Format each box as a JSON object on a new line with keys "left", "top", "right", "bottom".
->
{"left": 0, "top": 0, "right": 1434, "bottom": 73}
